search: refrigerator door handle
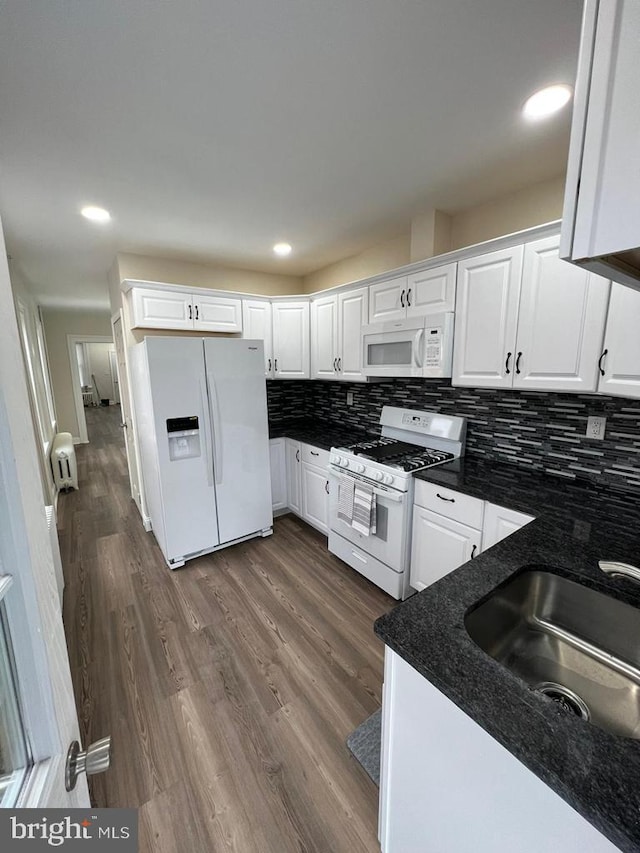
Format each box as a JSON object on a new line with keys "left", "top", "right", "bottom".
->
{"left": 199, "top": 378, "right": 214, "bottom": 487}
{"left": 206, "top": 372, "right": 224, "bottom": 485}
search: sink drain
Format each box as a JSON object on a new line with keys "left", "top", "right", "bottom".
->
{"left": 534, "top": 682, "right": 591, "bottom": 721}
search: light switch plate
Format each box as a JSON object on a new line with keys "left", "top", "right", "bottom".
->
{"left": 346, "top": 391, "right": 354, "bottom": 406}
{"left": 586, "top": 416, "right": 606, "bottom": 440}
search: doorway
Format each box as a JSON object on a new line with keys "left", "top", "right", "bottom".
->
{"left": 67, "top": 334, "right": 116, "bottom": 444}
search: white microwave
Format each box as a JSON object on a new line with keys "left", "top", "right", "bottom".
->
{"left": 362, "top": 313, "right": 454, "bottom": 378}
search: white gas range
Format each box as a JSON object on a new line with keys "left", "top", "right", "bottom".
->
{"left": 328, "top": 406, "right": 466, "bottom": 600}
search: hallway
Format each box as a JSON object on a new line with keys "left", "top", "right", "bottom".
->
{"left": 57, "top": 404, "right": 392, "bottom": 852}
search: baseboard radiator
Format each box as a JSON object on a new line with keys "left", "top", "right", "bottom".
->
{"left": 45, "top": 505, "right": 65, "bottom": 605}
{"left": 51, "top": 432, "right": 79, "bottom": 491}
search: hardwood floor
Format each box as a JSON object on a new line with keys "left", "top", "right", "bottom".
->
{"left": 57, "top": 404, "right": 394, "bottom": 852}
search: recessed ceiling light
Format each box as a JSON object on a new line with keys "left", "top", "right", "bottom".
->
{"left": 273, "top": 242, "right": 292, "bottom": 257}
{"left": 81, "top": 205, "right": 111, "bottom": 223}
{"left": 522, "top": 84, "right": 572, "bottom": 120}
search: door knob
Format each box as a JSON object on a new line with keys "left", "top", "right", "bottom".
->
{"left": 65, "top": 735, "right": 112, "bottom": 791}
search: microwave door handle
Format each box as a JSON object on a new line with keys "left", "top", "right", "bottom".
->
{"left": 205, "top": 371, "right": 223, "bottom": 485}
{"left": 199, "top": 378, "right": 214, "bottom": 487}
{"left": 413, "top": 329, "right": 425, "bottom": 367}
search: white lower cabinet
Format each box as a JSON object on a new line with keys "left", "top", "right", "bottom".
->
{"left": 301, "top": 462, "right": 330, "bottom": 534}
{"left": 410, "top": 508, "right": 481, "bottom": 592}
{"left": 269, "top": 438, "right": 287, "bottom": 512}
{"left": 285, "top": 439, "right": 302, "bottom": 515}
{"left": 482, "top": 502, "right": 534, "bottom": 550}
{"left": 284, "top": 440, "right": 330, "bottom": 533}
{"left": 410, "top": 481, "right": 483, "bottom": 592}
{"left": 379, "top": 648, "right": 618, "bottom": 853}
{"left": 410, "top": 482, "right": 535, "bottom": 592}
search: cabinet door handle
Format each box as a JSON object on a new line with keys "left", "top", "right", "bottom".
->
{"left": 436, "top": 493, "right": 455, "bottom": 503}
{"left": 296, "top": 449, "right": 300, "bottom": 462}
{"left": 400, "top": 289, "right": 405, "bottom": 308}
{"left": 515, "top": 352, "right": 522, "bottom": 375}
{"left": 268, "top": 358, "right": 272, "bottom": 372}
{"left": 471, "top": 544, "right": 477, "bottom": 559}
{"left": 274, "top": 358, "right": 278, "bottom": 372}
{"left": 337, "top": 357, "right": 341, "bottom": 371}
{"left": 333, "top": 357, "right": 337, "bottom": 372}
{"left": 505, "top": 351, "right": 512, "bottom": 375}
{"left": 406, "top": 288, "right": 411, "bottom": 307}
{"left": 195, "top": 304, "right": 199, "bottom": 320}
{"left": 598, "top": 349, "right": 608, "bottom": 376}
{"left": 325, "top": 480, "right": 330, "bottom": 494}
{"left": 188, "top": 304, "right": 193, "bottom": 320}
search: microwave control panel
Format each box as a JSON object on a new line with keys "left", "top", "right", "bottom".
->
{"left": 424, "top": 325, "right": 443, "bottom": 367}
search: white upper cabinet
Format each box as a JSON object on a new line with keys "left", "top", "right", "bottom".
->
{"left": 272, "top": 301, "right": 310, "bottom": 379}
{"left": 369, "top": 264, "right": 456, "bottom": 324}
{"left": 311, "top": 286, "right": 369, "bottom": 382}
{"left": 130, "top": 287, "right": 194, "bottom": 330}
{"left": 405, "top": 263, "right": 457, "bottom": 317}
{"left": 598, "top": 282, "right": 640, "bottom": 399}
{"left": 193, "top": 293, "right": 243, "bottom": 332}
{"left": 453, "top": 246, "right": 523, "bottom": 388}
{"left": 310, "top": 295, "right": 339, "bottom": 379}
{"left": 337, "top": 286, "right": 369, "bottom": 381}
{"left": 242, "top": 300, "right": 274, "bottom": 377}
{"left": 129, "top": 285, "right": 243, "bottom": 333}
{"left": 453, "top": 237, "right": 611, "bottom": 394}
{"left": 513, "top": 236, "right": 610, "bottom": 392}
{"left": 560, "top": 0, "right": 640, "bottom": 292}
{"left": 369, "top": 276, "right": 408, "bottom": 323}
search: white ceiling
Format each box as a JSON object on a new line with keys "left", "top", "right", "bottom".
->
{"left": 0, "top": 0, "right": 583, "bottom": 308}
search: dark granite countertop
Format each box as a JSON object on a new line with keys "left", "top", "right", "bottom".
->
{"left": 268, "top": 419, "right": 372, "bottom": 451}
{"left": 376, "top": 457, "right": 640, "bottom": 851}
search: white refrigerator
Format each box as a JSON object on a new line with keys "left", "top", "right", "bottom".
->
{"left": 130, "top": 336, "right": 273, "bottom": 568}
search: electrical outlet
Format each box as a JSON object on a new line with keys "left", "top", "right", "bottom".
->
{"left": 586, "top": 416, "right": 606, "bottom": 440}
{"left": 346, "top": 391, "right": 354, "bottom": 406}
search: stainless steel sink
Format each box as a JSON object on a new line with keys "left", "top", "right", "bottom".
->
{"left": 464, "top": 569, "right": 640, "bottom": 739}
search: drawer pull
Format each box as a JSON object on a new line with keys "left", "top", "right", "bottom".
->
{"left": 351, "top": 550, "right": 368, "bottom": 564}
{"left": 310, "top": 451, "right": 319, "bottom": 456}
{"left": 436, "top": 493, "right": 455, "bottom": 503}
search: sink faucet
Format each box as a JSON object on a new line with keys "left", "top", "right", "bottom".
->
{"left": 599, "top": 561, "right": 640, "bottom": 585}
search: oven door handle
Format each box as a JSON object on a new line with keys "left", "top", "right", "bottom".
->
{"left": 413, "top": 329, "right": 425, "bottom": 368}
{"left": 330, "top": 472, "right": 405, "bottom": 503}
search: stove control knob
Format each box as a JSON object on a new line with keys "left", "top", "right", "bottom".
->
{"left": 341, "top": 457, "right": 350, "bottom": 468}
{"left": 330, "top": 455, "right": 340, "bottom": 465}
{"left": 382, "top": 473, "right": 395, "bottom": 486}
{"left": 354, "top": 463, "right": 365, "bottom": 474}
{"left": 372, "top": 470, "right": 384, "bottom": 482}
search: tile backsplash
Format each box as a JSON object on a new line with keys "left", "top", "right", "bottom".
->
{"left": 267, "top": 379, "right": 640, "bottom": 492}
